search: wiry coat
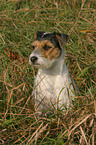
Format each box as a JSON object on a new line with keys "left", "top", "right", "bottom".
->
{"left": 29, "top": 31, "right": 74, "bottom": 113}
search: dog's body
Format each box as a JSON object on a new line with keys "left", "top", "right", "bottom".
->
{"left": 29, "top": 31, "right": 74, "bottom": 113}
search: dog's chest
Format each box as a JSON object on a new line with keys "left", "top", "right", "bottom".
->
{"left": 36, "top": 74, "right": 55, "bottom": 94}
{"left": 35, "top": 70, "right": 67, "bottom": 94}
{"left": 34, "top": 69, "right": 72, "bottom": 110}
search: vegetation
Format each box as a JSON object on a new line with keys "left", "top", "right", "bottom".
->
{"left": 0, "top": 0, "right": 95, "bottom": 144}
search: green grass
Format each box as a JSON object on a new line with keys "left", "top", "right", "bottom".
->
{"left": 0, "top": 0, "right": 95, "bottom": 144}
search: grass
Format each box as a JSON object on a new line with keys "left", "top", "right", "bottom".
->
{"left": 0, "top": 0, "right": 95, "bottom": 144}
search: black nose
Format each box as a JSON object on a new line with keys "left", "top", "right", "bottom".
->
{"left": 30, "top": 56, "right": 38, "bottom": 63}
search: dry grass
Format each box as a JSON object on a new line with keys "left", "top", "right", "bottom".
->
{"left": 0, "top": 0, "right": 95, "bottom": 144}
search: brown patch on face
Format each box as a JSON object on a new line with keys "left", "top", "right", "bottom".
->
{"left": 31, "top": 40, "right": 40, "bottom": 47}
{"left": 43, "top": 47, "right": 61, "bottom": 60}
{"left": 31, "top": 40, "right": 61, "bottom": 60}
{"left": 40, "top": 40, "right": 54, "bottom": 48}
{"left": 40, "top": 40, "right": 61, "bottom": 60}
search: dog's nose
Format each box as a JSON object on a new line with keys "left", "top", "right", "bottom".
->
{"left": 30, "top": 56, "right": 38, "bottom": 63}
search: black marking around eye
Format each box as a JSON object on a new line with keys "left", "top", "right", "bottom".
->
{"left": 32, "top": 46, "right": 35, "bottom": 50}
{"left": 43, "top": 44, "right": 51, "bottom": 50}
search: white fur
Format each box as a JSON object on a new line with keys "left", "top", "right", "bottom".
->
{"left": 29, "top": 48, "right": 74, "bottom": 113}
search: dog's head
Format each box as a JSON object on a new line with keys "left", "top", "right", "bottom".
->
{"left": 29, "top": 31, "right": 68, "bottom": 69}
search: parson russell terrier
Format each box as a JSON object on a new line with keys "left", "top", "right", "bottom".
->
{"left": 29, "top": 31, "right": 75, "bottom": 114}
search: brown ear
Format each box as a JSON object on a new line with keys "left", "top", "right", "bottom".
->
{"left": 55, "top": 33, "right": 68, "bottom": 49}
{"left": 34, "top": 31, "right": 45, "bottom": 40}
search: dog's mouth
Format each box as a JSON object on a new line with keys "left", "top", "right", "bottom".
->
{"left": 30, "top": 61, "right": 43, "bottom": 69}
{"left": 32, "top": 63, "right": 40, "bottom": 68}
{"left": 30, "top": 62, "right": 53, "bottom": 69}
{"left": 29, "top": 61, "right": 40, "bottom": 67}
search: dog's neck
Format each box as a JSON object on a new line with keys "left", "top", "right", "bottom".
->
{"left": 39, "top": 50, "right": 68, "bottom": 76}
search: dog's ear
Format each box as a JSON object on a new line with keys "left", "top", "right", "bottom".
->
{"left": 55, "top": 32, "right": 68, "bottom": 49}
{"left": 34, "top": 31, "right": 45, "bottom": 40}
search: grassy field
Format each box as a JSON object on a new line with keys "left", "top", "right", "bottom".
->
{"left": 0, "top": 0, "right": 95, "bottom": 144}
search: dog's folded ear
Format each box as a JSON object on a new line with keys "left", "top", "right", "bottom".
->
{"left": 34, "top": 31, "right": 45, "bottom": 40}
{"left": 55, "top": 32, "right": 68, "bottom": 49}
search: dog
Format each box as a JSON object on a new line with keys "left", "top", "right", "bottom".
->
{"left": 29, "top": 31, "right": 75, "bottom": 114}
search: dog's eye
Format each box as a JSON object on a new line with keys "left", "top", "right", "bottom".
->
{"left": 31, "top": 46, "right": 35, "bottom": 50}
{"left": 43, "top": 45, "right": 51, "bottom": 50}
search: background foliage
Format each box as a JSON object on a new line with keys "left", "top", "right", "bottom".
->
{"left": 0, "top": 0, "right": 95, "bottom": 144}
